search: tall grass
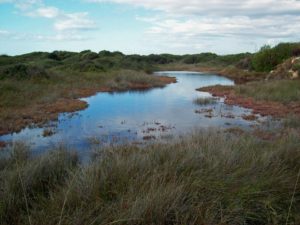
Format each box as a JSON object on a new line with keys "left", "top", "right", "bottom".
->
{"left": 0, "top": 130, "right": 299, "bottom": 225}
{"left": 234, "top": 80, "right": 300, "bottom": 103}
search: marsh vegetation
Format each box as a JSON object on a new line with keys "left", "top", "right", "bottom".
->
{"left": 0, "top": 130, "right": 299, "bottom": 225}
{"left": 0, "top": 42, "right": 300, "bottom": 225}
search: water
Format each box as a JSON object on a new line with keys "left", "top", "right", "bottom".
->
{"left": 0, "top": 71, "right": 262, "bottom": 155}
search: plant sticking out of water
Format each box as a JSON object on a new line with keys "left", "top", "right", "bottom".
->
{"left": 42, "top": 129, "right": 55, "bottom": 137}
{"left": 193, "top": 97, "right": 218, "bottom": 105}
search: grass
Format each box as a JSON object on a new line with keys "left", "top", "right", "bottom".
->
{"left": 0, "top": 68, "right": 173, "bottom": 135}
{"left": 105, "top": 70, "right": 169, "bottom": 91}
{"left": 193, "top": 97, "right": 218, "bottom": 105}
{"left": 0, "top": 130, "right": 299, "bottom": 225}
{"left": 234, "top": 80, "right": 300, "bottom": 104}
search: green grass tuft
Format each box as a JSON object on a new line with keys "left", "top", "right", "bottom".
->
{"left": 193, "top": 97, "right": 218, "bottom": 105}
{"left": 0, "top": 131, "right": 299, "bottom": 225}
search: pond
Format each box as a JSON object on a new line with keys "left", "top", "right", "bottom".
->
{"left": 0, "top": 71, "right": 263, "bottom": 155}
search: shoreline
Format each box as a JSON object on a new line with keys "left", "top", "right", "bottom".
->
{"left": 158, "top": 65, "right": 300, "bottom": 119}
{"left": 0, "top": 75, "right": 176, "bottom": 138}
{"left": 158, "top": 64, "right": 267, "bottom": 84}
{"left": 199, "top": 85, "right": 300, "bottom": 118}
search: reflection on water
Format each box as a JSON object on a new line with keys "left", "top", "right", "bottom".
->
{"left": 0, "top": 71, "right": 263, "bottom": 154}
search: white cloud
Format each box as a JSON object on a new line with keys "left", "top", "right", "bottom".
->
{"left": 0, "top": 1, "right": 97, "bottom": 41}
{"left": 0, "top": 30, "right": 10, "bottom": 38}
{"left": 143, "top": 15, "right": 300, "bottom": 39}
{"left": 34, "top": 6, "right": 60, "bottom": 18}
{"left": 14, "top": 0, "right": 42, "bottom": 10}
{"left": 34, "top": 33, "right": 89, "bottom": 41}
{"left": 27, "top": 6, "right": 96, "bottom": 31}
{"left": 1, "top": 30, "right": 89, "bottom": 42}
{"left": 54, "top": 12, "right": 96, "bottom": 31}
{"left": 87, "top": 0, "right": 300, "bottom": 17}
{"left": 88, "top": 0, "right": 300, "bottom": 53}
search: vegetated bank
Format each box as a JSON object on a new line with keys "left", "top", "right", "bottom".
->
{"left": 0, "top": 44, "right": 300, "bottom": 225}
{"left": 1, "top": 42, "right": 300, "bottom": 138}
{"left": 197, "top": 43, "right": 300, "bottom": 118}
{"left": 0, "top": 128, "right": 299, "bottom": 225}
{"left": 0, "top": 51, "right": 177, "bottom": 136}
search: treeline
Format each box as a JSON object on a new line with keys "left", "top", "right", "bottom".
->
{"left": 1, "top": 42, "right": 300, "bottom": 79}
{"left": 0, "top": 50, "right": 249, "bottom": 79}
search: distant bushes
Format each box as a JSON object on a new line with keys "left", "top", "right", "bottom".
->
{"left": 80, "top": 51, "right": 98, "bottom": 60}
{"left": 1, "top": 42, "right": 300, "bottom": 78}
{"left": 251, "top": 43, "right": 300, "bottom": 72}
{"left": 181, "top": 53, "right": 250, "bottom": 67}
{"left": 48, "top": 51, "right": 76, "bottom": 61}
{"left": 0, "top": 64, "right": 50, "bottom": 80}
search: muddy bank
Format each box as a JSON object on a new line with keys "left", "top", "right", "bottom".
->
{"left": 0, "top": 76, "right": 176, "bottom": 137}
{"left": 199, "top": 85, "right": 300, "bottom": 117}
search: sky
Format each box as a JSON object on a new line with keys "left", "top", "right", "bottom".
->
{"left": 0, "top": 0, "right": 300, "bottom": 55}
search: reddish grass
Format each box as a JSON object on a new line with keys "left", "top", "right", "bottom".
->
{"left": 0, "top": 76, "right": 176, "bottom": 136}
{"left": 199, "top": 86, "right": 300, "bottom": 118}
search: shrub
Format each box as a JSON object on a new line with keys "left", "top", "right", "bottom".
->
{"left": 0, "top": 64, "right": 50, "bottom": 80}
{"left": 80, "top": 51, "right": 98, "bottom": 60}
{"left": 251, "top": 43, "right": 300, "bottom": 72}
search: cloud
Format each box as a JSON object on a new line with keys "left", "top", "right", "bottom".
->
{"left": 143, "top": 15, "right": 300, "bottom": 39}
{"left": 34, "top": 6, "right": 60, "bottom": 18}
{"left": 0, "top": 30, "right": 10, "bottom": 37}
{"left": 0, "top": 0, "right": 43, "bottom": 10}
{"left": 0, "top": 1, "right": 97, "bottom": 41}
{"left": 1, "top": 30, "right": 89, "bottom": 42}
{"left": 28, "top": 6, "right": 96, "bottom": 31}
{"left": 88, "top": 0, "right": 300, "bottom": 53}
{"left": 54, "top": 12, "right": 96, "bottom": 31}
{"left": 87, "top": 0, "right": 300, "bottom": 17}
{"left": 34, "top": 33, "right": 89, "bottom": 41}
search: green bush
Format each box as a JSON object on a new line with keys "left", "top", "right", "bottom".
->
{"left": 0, "top": 64, "right": 50, "bottom": 80}
{"left": 251, "top": 43, "right": 300, "bottom": 72}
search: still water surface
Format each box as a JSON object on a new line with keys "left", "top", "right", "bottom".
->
{"left": 0, "top": 71, "right": 261, "bottom": 154}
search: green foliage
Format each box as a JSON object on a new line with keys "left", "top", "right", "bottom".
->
{"left": 0, "top": 64, "right": 50, "bottom": 80}
{"left": 251, "top": 43, "right": 300, "bottom": 72}
{"left": 0, "top": 49, "right": 255, "bottom": 77}
{"left": 182, "top": 53, "right": 218, "bottom": 64}
{"left": 48, "top": 51, "right": 76, "bottom": 61}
